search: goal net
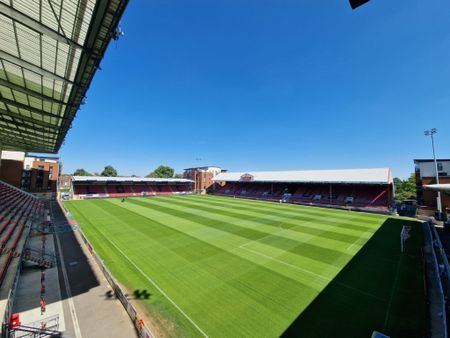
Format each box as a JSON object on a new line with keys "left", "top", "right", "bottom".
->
{"left": 400, "top": 225, "right": 411, "bottom": 253}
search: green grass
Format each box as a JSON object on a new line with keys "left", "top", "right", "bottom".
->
{"left": 64, "top": 195, "right": 426, "bottom": 338}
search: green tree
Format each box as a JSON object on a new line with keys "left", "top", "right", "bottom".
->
{"left": 393, "top": 177, "right": 402, "bottom": 186}
{"left": 146, "top": 165, "right": 175, "bottom": 178}
{"left": 394, "top": 173, "right": 417, "bottom": 202}
{"left": 73, "top": 168, "right": 91, "bottom": 176}
{"left": 101, "top": 165, "right": 118, "bottom": 177}
{"left": 174, "top": 173, "right": 184, "bottom": 179}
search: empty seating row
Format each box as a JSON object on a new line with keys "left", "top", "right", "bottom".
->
{"left": 211, "top": 182, "right": 390, "bottom": 210}
{"left": 0, "top": 181, "right": 43, "bottom": 286}
{"left": 73, "top": 184, "right": 192, "bottom": 199}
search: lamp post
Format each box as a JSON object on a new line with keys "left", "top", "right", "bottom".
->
{"left": 195, "top": 157, "right": 202, "bottom": 194}
{"left": 424, "top": 128, "right": 442, "bottom": 214}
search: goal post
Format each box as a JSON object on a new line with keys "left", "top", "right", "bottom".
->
{"left": 400, "top": 225, "right": 411, "bottom": 253}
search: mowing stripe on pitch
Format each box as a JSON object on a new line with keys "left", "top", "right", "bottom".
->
{"left": 240, "top": 214, "right": 341, "bottom": 249}
{"left": 240, "top": 245, "right": 384, "bottom": 302}
{"left": 92, "top": 224, "right": 209, "bottom": 338}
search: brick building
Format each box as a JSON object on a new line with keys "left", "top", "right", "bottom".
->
{"left": 414, "top": 159, "right": 450, "bottom": 211}
{"left": 184, "top": 166, "right": 225, "bottom": 193}
{"left": 0, "top": 151, "right": 24, "bottom": 188}
{"left": 0, "top": 151, "right": 60, "bottom": 195}
{"left": 59, "top": 175, "right": 72, "bottom": 190}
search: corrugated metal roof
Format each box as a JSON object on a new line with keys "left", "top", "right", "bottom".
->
{"left": 0, "top": 0, "right": 128, "bottom": 153}
{"left": 212, "top": 168, "right": 392, "bottom": 184}
{"left": 72, "top": 176, "right": 193, "bottom": 183}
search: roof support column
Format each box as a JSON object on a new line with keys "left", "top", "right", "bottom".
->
{"left": 388, "top": 185, "right": 392, "bottom": 209}
{"left": 329, "top": 184, "right": 332, "bottom": 205}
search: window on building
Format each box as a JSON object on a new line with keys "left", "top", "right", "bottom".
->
{"left": 36, "top": 168, "right": 44, "bottom": 191}
{"left": 20, "top": 170, "right": 31, "bottom": 191}
{"left": 437, "top": 163, "right": 443, "bottom": 171}
{"left": 47, "top": 167, "right": 53, "bottom": 190}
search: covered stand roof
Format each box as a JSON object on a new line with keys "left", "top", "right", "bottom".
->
{"left": 424, "top": 184, "right": 450, "bottom": 193}
{"left": 212, "top": 168, "right": 393, "bottom": 185}
{"left": 0, "top": 0, "right": 128, "bottom": 153}
{"left": 72, "top": 176, "right": 194, "bottom": 184}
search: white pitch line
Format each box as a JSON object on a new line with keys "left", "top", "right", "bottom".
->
{"left": 346, "top": 229, "right": 373, "bottom": 251}
{"left": 240, "top": 214, "right": 337, "bottom": 249}
{"left": 240, "top": 245, "right": 331, "bottom": 281}
{"left": 95, "top": 228, "right": 209, "bottom": 338}
{"left": 383, "top": 255, "right": 402, "bottom": 330}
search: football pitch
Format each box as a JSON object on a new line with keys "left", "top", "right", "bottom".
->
{"left": 64, "top": 195, "right": 426, "bottom": 338}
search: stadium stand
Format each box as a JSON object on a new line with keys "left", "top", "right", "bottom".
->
{"left": 0, "top": 0, "right": 129, "bottom": 154}
{"left": 0, "top": 180, "right": 45, "bottom": 320}
{"left": 72, "top": 176, "right": 193, "bottom": 199}
{"left": 211, "top": 168, "right": 393, "bottom": 212}
{"left": 0, "top": 181, "right": 43, "bottom": 284}
{"left": 0, "top": 0, "right": 132, "bottom": 334}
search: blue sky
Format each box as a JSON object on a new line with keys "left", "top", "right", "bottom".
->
{"left": 59, "top": 0, "right": 450, "bottom": 179}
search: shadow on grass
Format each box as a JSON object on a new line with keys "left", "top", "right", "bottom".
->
{"left": 282, "top": 218, "right": 426, "bottom": 338}
{"left": 103, "top": 289, "right": 151, "bottom": 300}
{"left": 133, "top": 289, "right": 151, "bottom": 300}
{"left": 51, "top": 201, "right": 100, "bottom": 300}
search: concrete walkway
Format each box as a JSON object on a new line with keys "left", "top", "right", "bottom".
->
{"left": 50, "top": 201, "right": 138, "bottom": 338}
{"left": 13, "top": 234, "right": 66, "bottom": 335}
{"left": 11, "top": 202, "right": 138, "bottom": 338}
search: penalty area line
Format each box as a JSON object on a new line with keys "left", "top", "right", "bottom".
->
{"left": 94, "top": 228, "right": 209, "bottom": 338}
{"left": 383, "top": 254, "right": 402, "bottom": 331}
{"left": 240, "top": 214, "right": 340, "bottom": 250}
{"left": 346, "top": 229, "right": 373, "bottom": 251}
{"left": 240, "top": 246, "right": 331, "bottom": 282}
